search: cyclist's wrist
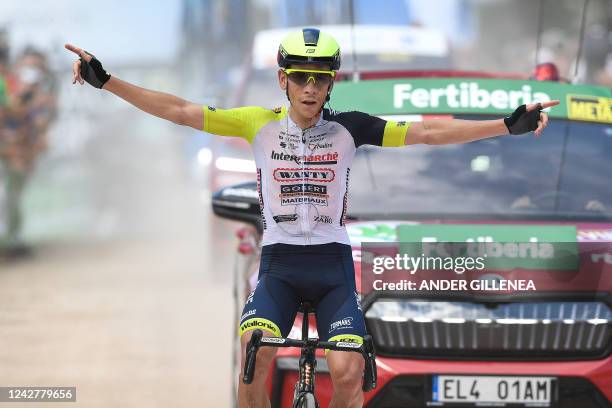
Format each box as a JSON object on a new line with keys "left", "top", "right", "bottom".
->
{"left": 494, "top": 118, "right": 508, "bottom": 135}
{"left": 101, "top": 76, "right": 118, "bottom": 91}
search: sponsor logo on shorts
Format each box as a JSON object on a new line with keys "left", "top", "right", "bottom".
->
{"left": 239, "top": 318, "right": 281, "bottom": 337}
{"left": 354, "top": 291, "right": 362, "bottom": 311}
{"left": 328, "top": 334, "right": 364, "bottom": 345}
{"left": 241, "top": 309, "right": 256, "bottom": 322}
{"left": 329, "top": 316, "right": 354, "bottom": 333}
{"left": 273, "top": 168, "right": 335, "bottom": 182}
{"left": 245, "top": 281, "right": 258, "bottom": 305}
{"left": 336, "top": 341, "right": 361, "bottom": 349}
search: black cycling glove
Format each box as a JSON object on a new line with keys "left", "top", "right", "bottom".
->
{"left": 79, "top": 51, "right": 111, "bottom": 89}
{"left": 504, "top": 103, "right": 542, "bottom": 135}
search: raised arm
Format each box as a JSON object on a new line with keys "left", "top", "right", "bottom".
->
{"left": 65, "top": 44, "right": 203, "bottom": 130}
{"left": 102, "top": 77, "right": 203, "bottom": 129}
{"left": 406, "top": 100, "right": 560, "bottom": 145}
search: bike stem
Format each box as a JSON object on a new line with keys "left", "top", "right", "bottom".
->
{"left": 297, "top": 304, "right": 317, "bottom": 394}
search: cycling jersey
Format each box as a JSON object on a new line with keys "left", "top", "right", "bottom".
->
{"left": 203, "top": 105, "right": 411, "bottom": 246}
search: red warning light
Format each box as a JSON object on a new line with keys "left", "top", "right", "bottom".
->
{"left": 532, "top": 62, "right": 560, "bottom": 82}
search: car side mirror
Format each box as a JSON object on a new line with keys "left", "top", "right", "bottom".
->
{"left": 212, "top": 182, "right": 263, "bottom": 233}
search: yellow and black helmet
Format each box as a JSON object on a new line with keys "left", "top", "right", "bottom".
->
{"left": 277, "top": 28, "right": 341, "bottom": 71}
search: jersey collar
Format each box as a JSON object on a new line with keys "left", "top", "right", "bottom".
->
{"left": 286, "top": 107, "right": 326, "bottom": 131}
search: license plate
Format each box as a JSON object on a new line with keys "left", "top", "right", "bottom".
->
{"left": 432, "top": 375, "right": 555, "bottom": 405}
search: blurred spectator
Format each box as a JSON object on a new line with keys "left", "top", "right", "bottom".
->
{"left": 0, "top": 45, "right": 57, "bottom": 258}
{"left": 594, "top": 52, "right": 612, "bottom": 87}
{"left": 0, "top": 28, "right": 8, "bottom": 134}
{"left": 0, "top": 28, "right": 12, "bottom": 255}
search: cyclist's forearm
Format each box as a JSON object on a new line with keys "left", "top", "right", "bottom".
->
{"left": 420, "top": 118, "right": 507, "bottom": 145}
{"left": 103, "top": 76, "right": 188, "bottom": 125}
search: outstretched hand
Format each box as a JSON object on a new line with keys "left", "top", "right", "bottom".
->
{"left": 64, "top": 44, "right": 111, "bottom": 89}
{"left": 526, "top": 100, "right": 560, "bottom": 137}
{"left": 65, "top": 44, "right": 91, "bottom": 85}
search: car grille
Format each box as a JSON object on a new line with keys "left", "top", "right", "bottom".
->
{"left": 365, "top": 376, "right": 611, "bottom": 408}
{"left": 365, "top": 300, "right": 612, "bottom": 359}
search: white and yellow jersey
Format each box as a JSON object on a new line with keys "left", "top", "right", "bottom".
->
{"left": 203, "top": 105, "right": 411, "bottom": 246}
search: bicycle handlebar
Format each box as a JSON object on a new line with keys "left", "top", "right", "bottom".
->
{"left": 242, "top": 329, "right": 377, "bottom": 391}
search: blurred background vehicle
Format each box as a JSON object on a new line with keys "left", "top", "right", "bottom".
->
{"left": 214, "top": 72, "right": 612, "bottom": 407}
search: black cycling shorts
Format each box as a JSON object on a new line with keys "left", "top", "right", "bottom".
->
{"left": 238, "top": 242, "right": 366, "bottom": 344}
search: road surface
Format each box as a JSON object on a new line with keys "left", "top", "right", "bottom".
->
{"left": 0, "top": 95, "right": 240, "bottom": 407}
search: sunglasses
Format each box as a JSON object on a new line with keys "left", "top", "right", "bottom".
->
{"left": 283, "top": 68, "right": 336, "bottom": 88}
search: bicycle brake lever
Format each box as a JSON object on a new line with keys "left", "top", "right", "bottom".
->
{"left": 243, "top": 329, "right": 263, "bottom": 384}
{"left": 361, "top": 335, "right": 377, "bottom": 392}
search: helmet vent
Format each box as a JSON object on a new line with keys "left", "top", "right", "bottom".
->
{"left": 302, "top": 28, "right": 320, "bottom": 46}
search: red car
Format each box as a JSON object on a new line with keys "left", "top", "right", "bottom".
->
{"left": 213, "top": 72, "right": 612, "bottom": 407}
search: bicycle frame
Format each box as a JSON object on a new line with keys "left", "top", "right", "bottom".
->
{"left": 294, "top": 308, "right": 318, "bottom": 404}
{"left": 242, "top": 303, "right": 377, "bottom": 407}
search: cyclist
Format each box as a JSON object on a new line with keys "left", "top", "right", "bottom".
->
{"left": 66, "top": 28, "right": 558, "bottom": 408}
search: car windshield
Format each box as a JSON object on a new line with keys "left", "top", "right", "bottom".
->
{"left": 348, "top": 116, "right": 612, "bottom": 221}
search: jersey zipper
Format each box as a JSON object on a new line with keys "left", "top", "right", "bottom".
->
{"left": 300, "top": 129, "right": 311, "bottom": 245}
